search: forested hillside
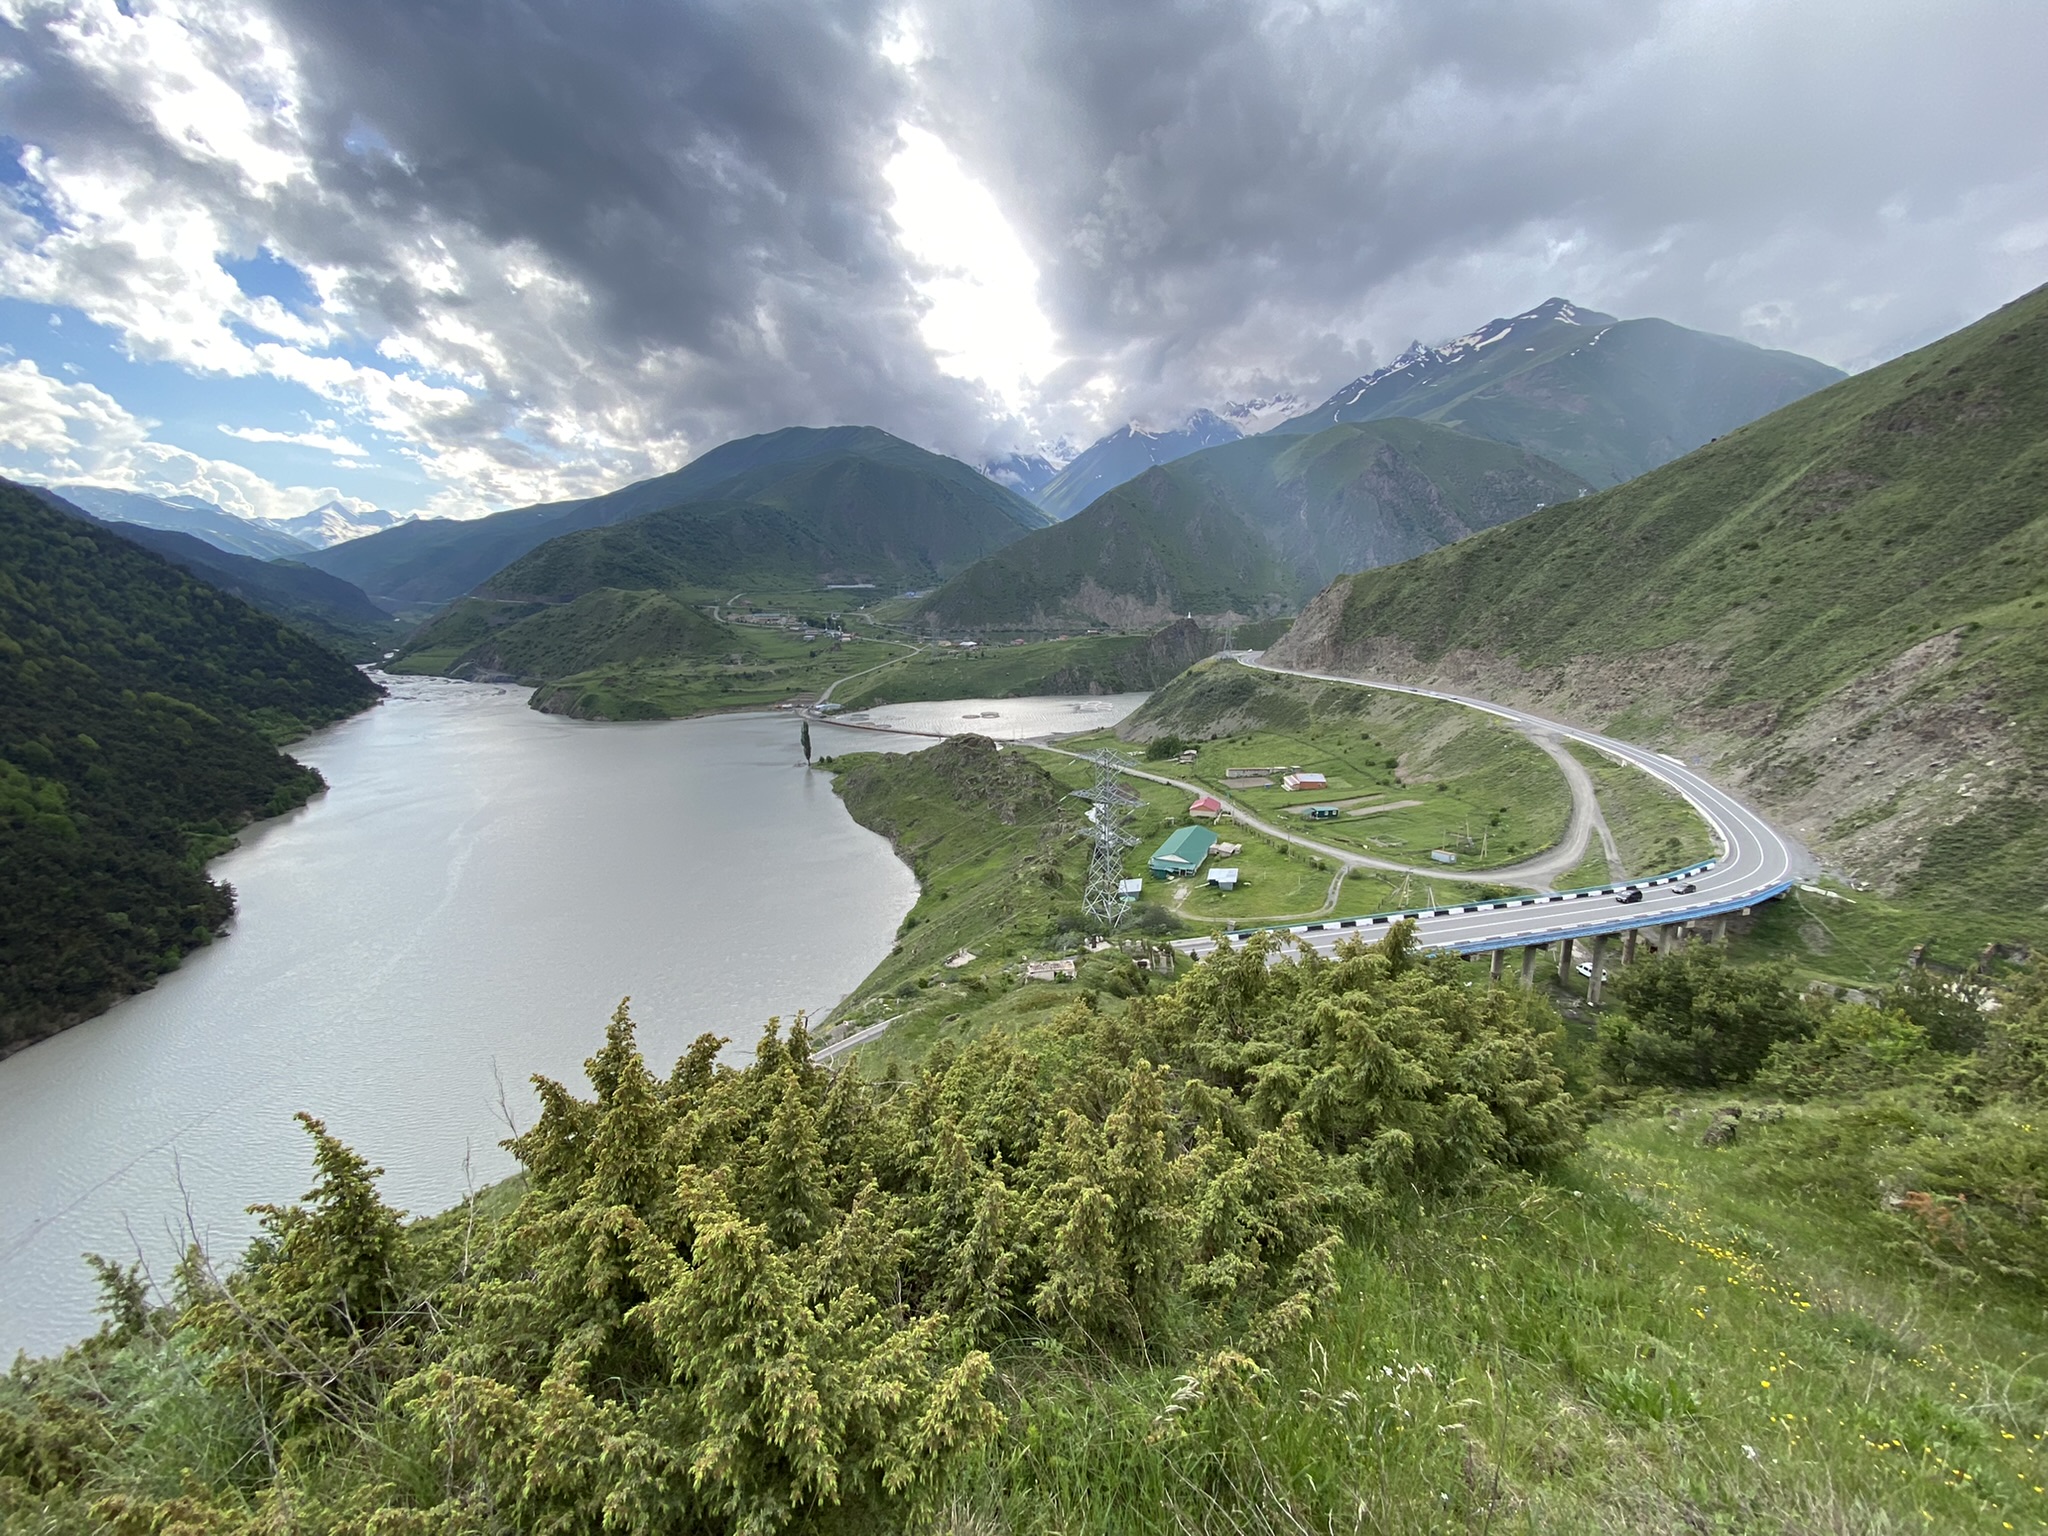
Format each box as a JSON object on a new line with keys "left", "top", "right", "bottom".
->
{"left": 0, "top": 480, "right": 380, "bottom": 1049}
{"left": 92, "top": 521, "right": 402, "bottom": 660}
{"left": 1271, "top": 282, "right": 2048, "bottom": 938}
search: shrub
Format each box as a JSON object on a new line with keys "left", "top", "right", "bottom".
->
{"left": 1598, "top": 948, "right": 1812, "bottom": 1088}
{"left": 1143, "top": 734, "right": 1189, "bottom": 761}
{"left": 1755, "top": 1003, "right": 1933, "bottom": 1099}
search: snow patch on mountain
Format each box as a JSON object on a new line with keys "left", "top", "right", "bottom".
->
{"left": 261, "top": 500, "right": 414, "bottom": 548}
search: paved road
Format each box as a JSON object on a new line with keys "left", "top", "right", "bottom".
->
{"left": 1172, "top": 659, "right": 1811, "bottom": 962}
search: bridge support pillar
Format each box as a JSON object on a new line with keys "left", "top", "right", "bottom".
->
{"left": 1557, "top": 935, "right": 1574, "bottom": 978}
{"left": 1489, "top": 950, "right": 1504, "bottom": 983}
{"left": 1665, "top": 922, "right": 1688, "bottom": 953}
{"left": 1520, "top": 946, "right": 1538, "bottom": 989}
{"left": 1588, "top": 935, "right": 1609, "bottom": 1005}
{"left": 1713, "top": 916, "right": 1729, "bottom": 943}
{"left": 1622, "top": 928, "right": 1639, "bottom": 966}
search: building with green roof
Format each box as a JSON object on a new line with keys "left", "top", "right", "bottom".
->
{"left": 1148, "top": 824, "right": 1218, "bottom": 878}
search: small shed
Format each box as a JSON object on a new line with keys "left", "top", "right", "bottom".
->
{"left": 1282, "top": 771, "right": 1328, "bottom": 792}
{"left": 1429, "top": 849, "right": 1459, "bottom": 864}
{"left": 1148, "top": 825, "right": 1219, "bottom": 878}
{"left": 1189, "top": 794, "right": 1223, "bottom": 819}
{"left": 1207, "top": 867, "right": 1240, "bottom": 891}
{"left": 1306, "top": 804, "right": 1339, "bottom": 820}
{"left": 1117, "top": 877, "right": 1144, "bottom": 900}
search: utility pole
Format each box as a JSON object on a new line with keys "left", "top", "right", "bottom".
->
{"left": 1070, "top": 751, "right": 1142, "bottom": 932}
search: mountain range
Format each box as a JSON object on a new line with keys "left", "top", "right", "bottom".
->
{"left": 915, "top": 418, "right": 1592, "bottom": 631}
{"left": 1031, "top": 409, "right": 1246, "bottom": 521}
{"left": 41, "top": 484, "right": 411, "bottom": 559}
{"left": 1266, "top": 279, "right": 2048, "bottom": 934}
{"left": 49, "top": 485, "right": 318, "bottom": 562}
{"left": 310, "top": 425, "right": 1051, "bottom": 607}
{"left": 1270, "top": 298, "right": 1845, "bottom": 486}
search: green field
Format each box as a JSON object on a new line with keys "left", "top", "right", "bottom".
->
{"left": 1566, "top": 740, "right": 1721, "bottom": 876}
{"left": 832, "top": 633, "right": 1157, "bottom": 708}
{"left": 1101, "top": 663, "right": 1575, "bottom": 872}
{"left": 530, "top": 629, "right": 906, "bottom": 719}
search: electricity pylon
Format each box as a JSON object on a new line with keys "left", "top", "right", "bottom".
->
{"left": 1071, "top": 751, "right": 1142, "bottom": 931}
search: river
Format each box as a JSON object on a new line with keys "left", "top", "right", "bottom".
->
{"left": 0, "top": 677, "right": 1143, "bottom": 1358}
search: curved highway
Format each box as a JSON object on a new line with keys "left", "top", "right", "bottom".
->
{"left": 1172, "top": 658, "right": 1811, "bottom": 963}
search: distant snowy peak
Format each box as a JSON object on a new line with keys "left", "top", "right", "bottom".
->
{"left": 262, "top": 500, "right": 413, "bottom": 548}
{"left": 1115, "top": 408, "right": 1241, "bottom": 453}
{"left": 981, "top": 437, "right": 1079, "bottom": 498}
{"left": 1220, "top": 393, "right": 1305, "bottom": 430}
{"left": 1319, "top": 298, "right": 1620, "bottom": 412}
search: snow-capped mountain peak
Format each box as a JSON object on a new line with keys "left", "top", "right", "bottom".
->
{"left": 260, "top": 500, "right": 413, "bottom": 549}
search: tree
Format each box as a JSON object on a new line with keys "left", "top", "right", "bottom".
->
{"left": 1599, "top": 947, "right": 1811, "bottom": 1087}
{"left": 800, "top": 719, "right": 812, "bottom": 764}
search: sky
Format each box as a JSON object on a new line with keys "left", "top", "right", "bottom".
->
{"left": 0, "top": 0, "right": 2040, "bottom": 523}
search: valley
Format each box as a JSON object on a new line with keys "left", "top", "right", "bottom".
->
{"left": 6, "top": 272, "right": 2044, "bottom": 1535}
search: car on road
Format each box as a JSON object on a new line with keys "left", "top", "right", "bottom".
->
{"left": 1616, "top": 887, "right": 1644, "bottom": 904}
{"left": 1677, "top": 882, "right": 1697, "bottom": 894}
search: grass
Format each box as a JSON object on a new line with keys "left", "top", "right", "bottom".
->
{"left": 1730, "top": 877, "right": 2036, "bottom": 992}
{"left": 1112, "top": 664, "right": 1575, "bottom": 871}
{"left": 955, "top": 1102, "right": 2048, "bottom": 1533}
{"left": 832, "top": 631, "right": 1186, "bottom": 709}
{"left": 1565, "top": 740, "right": 1720, "bottom": 877}
{"left": 532, "top": 629, "right": 903, "bottom": 719}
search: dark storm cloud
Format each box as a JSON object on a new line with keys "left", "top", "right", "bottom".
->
{"left": 0, "top": 0, "right": 2040, "bottom": 500}
{"left": 913, "top": 0, "right": 2048, "bottom": 417}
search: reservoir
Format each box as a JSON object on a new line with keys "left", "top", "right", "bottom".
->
{"left": 0, "top": 678, "right": 1142, "bottom": 1358}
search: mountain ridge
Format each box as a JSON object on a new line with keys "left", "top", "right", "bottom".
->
{"left": 1273, "top": 297, "right": 1846, "bottom": 487}
{"left": 917, "top": 418, "right": 1591, "bottom": 632}
{"left": 310, "top": 425, "right": 1049, "bottom": 606}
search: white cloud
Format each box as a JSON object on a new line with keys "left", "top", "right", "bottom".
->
{"left": 217, "top": 423, "right": 368, "bottom": 458}
{"left": 0, "top": 357, "right": 361, "bottom": 519}
{"left": 885, "top": 126, "right": 1061, "bottom": 408}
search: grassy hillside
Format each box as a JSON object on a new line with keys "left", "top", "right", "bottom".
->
{"left": 476, "top": 500, "right": 834, "bottom": 600}
{"left": 1273, "top": 298, "right": 1845, "bottom": 487}
{"left": 1271, "top": 282, "right": 2048, "bottom": 948}
{"left": 831, "top": 620, "right": 1225, "bottom": 708}
{"left": 0, "top": 480, "right": 380, "bottom": 1050}
{"left": 312, "top": 425, "right": 1048, "bottom": 605}
{"left": 917, "top": 419, "right": 1587, "bottom": 632}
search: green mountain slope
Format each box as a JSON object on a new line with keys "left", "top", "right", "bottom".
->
{"left": 915, "top": 461, "right": 1297, "bottom": 630}
{"left": 1273, "top": 298, "right": 1844, "bottom": 487}
{"left": 309, "top": 426, "right": 1048, "bottom": 605}
{"left": 916, "top": 419, "right": 1588, "bottom": 631}
{"left": 400, "top": 588, "right": 732, "bottom": 682}
{"left": 0, "top": 480, "right": 381, "bottom": 1050}
{"left": 476, "top": 501, "right": 836, "bottom": 600}
{"left": 90, "top": 521, "right": 402, "bottom": 659}
{"left": 1267, "top": 281, "right": 2048, "bottom": 937}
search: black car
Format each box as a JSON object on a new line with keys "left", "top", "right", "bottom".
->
{"left": 1677, "top": 882, "right": 1697, "bottom": 894}
{"left": 1616, "top": 887, "right": 1644, "bottom": 905}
